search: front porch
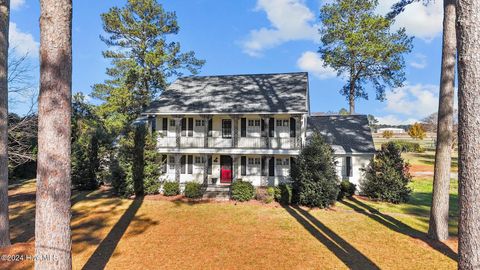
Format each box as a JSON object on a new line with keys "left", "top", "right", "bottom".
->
{"left": 162, "top": 153, "right": 292, "bottom": 187}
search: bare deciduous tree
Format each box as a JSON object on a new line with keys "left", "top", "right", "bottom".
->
{"left": 457, "top": 0, "right": 480, "bottom": 268}
{"left": 35, "top": 0, "right": 72, "bottom": 269}
{"left": 0, "top": 0, "right": 10, "bottom": 248}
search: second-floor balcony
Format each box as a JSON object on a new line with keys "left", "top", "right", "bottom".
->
{"left": 157, "top": 135, "right": 300, "bottom": 150}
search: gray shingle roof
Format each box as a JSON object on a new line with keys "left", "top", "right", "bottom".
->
{"left": 307, "top": 115, "right": 375, "bottom": 154}
{"left": 142, "top": 72, "right": 309, "bottom": 115}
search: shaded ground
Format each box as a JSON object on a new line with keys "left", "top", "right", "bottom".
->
{"left": 0, "top": 178, "right": 457, "bottom": 270}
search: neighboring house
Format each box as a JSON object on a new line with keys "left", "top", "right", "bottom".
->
{"left": 141, "top": 72, "right": 374, "bottom": 188}
{"left": 307, "top": 115, "right": 376, "bottom": 187}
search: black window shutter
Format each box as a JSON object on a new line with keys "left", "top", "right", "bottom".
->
{"left": 241, "top": 156, "right": 247, "bottom": 176}
{"left": 188, "top": 118, "right": 194, "bottom": 137}
{"left": 208, "top": 119, "right": 213, "bottom": 137}
{"left": 207, "top": 155, "right": 212, "bottom": 175}
{"left": 162, "top": 118, "right": 168, "bottom": 131}
{"left": 261, "top": 156, "right": 267, "bottom": 176}
{"left": 290, "top": 117, "right": 296, "bottom": 137}
{"left": 261, "top": 119, "right": 266, "bottom": 137}
{"left": 269, "top": 118, "right": 274, "bottom": 137}
{"left": 346, "top": 156, "right": 352, "bottom": 177}
{"left": 241, "top": 118, "right": 246, "bottom": 137}
{"left": 181, "top": 155, "right": 186, "bottom": 174}
{"left": 181, "top": 118, "right": 186, "bottom": 136}
{"left": 150, "top": 117, "right": 156, "bottom": 132}
{"left": 269, "top": 157, "right": 275, "bottom": 176}
{"left": 161, "top": 155, "right": 167, "bottom": 172}
{"left": 188, "top": 155, "right": 193, "bottom": 174}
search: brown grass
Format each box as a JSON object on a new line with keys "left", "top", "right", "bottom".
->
{"left": 0, "top": 180, "right": 457, "bottom": 270}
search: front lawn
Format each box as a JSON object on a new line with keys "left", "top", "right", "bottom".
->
{"left": 0, "top": 178, "right": 457, "bottom": 270}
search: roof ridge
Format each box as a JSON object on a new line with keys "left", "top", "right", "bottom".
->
{"left": 178, "top": 71, "right": 308, "bottom": 79}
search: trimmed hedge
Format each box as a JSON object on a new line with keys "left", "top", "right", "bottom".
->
{"left": 392, "top": 140, "right": 425, "bottom": 153}
{"left": 231, "top": 180, "right": 255, "bottom": 202}
{"left": 163, "top": 181, "right": 180, "bottom": 196}
{"left": 184, "top": 182, "right": 203, "bottom": 199}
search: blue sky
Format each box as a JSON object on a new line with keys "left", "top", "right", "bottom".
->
{"left": 9, "top": 0, "right": 448, "bottom": 125}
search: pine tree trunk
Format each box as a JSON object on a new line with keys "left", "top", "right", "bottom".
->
{"left": 457, "top": 0, "right": 480, "bottom": 268}
{"left": 0, "top": 0, "right": 10, "bottom": 248}
{"left": 35, "top": 1, "right": 72, "bottom": 269}
{"left": 428, "top": 0, "right": 456, "bottom": 242}
{"left": 349, "top": 79, "right": 355, "bottom": 114}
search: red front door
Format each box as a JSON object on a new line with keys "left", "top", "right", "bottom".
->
{"left": 220, "top": 155, "right": 232, "bottom": 183}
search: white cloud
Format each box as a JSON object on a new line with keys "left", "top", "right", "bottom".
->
{"left": 385, "top": 84, "right": 438, "bottom": 117}
{"left": 11, "top": 0, "right": 26, "bottom": 10}
{"left": 9, "top": 22, "right": 39, "bottom": 58}
{"left": 297, "top": 51, "right": 336, "bottom": 79}
{"left": 377, "top": 0, "right": 443, "bottom": 41}
{"left": 376, "top": 115, "right": 418, "bottom": 125}
{"left": 410, "top": 53, "right": 427, "bottom": 69}
{"left": 241, "top": 0, "right": 318, "bottom": 56}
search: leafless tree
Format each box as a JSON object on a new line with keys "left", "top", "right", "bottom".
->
{"left": 35, "top": 0, "right": 72, "bottom": 269}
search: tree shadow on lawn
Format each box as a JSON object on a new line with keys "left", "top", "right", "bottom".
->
{"left": 81, "top": 197, "right": 158, "bottom": 270}
{"left": 340, "top": 198, "right": 457, "bottom": 262}
{"left": 283, "top": 205, "right": 380, "bottom": 270}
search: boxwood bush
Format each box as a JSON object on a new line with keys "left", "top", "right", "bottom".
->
{"left": 163, "top": 181, "right": 180, "bottom": 196}
{"left": 231, "top": 180, "right": 255, "bottom": 201}
{"left": 337, "top": 180, "right": 356, "bottom": 200}
{"left": 184, "top": 182, "right": 203, "bottom": 199}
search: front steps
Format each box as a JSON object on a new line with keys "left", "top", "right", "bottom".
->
{"left": 203, "top": 185, "right": 230, "bottom": 200}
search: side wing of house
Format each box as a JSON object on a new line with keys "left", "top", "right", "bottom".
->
{"left": 307, "top": 115, "right": 376, "bottom": 187}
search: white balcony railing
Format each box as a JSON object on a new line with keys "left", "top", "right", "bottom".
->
{"left": 238, "top": 137, "right": 266, "bottom": 148}
{"left": 157, "top": 136, "right": 299, "bottom": 149}
{"left": 180, "top": 137, "right": 204, "bottom": 148}
{"left": 208, "top": 137, "right": 232, "bottom": 148}
{"left": 269, "top": 137, "right": 297, "bottom": 149}
{"left": 157, "top": 137, "right": 176, "bottom": 148}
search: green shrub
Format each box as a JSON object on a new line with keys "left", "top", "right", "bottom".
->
{"left": 277, "top": 183, "right": 292, "bottom": 204}
{"left": 291, "top": 132, "right": 340, "bottom": 208}
{"left": 163, "top": 181, "right": 180, "bottom": 196}
{"left": 337, "top": 180, "right": 356, "bottom": 200}
{"left": 361, "top": 142, "right": 412, "bottom": 203}
{"left": 184, "top": 182, "right": 203, "bottom": 199}
{"left": 264, "top": 196, "right": 274, "bottom": 204}
{"left": 392, "top": 140, "right": 425, "bottom": 153}
{"left": 231, "top": 180, "right": 255, "bottom": 202}
{"left": 266, "top": 187, "right": 276, "bottom": 197}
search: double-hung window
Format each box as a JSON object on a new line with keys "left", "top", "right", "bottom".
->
{"left": 222, "top": 119, "right": 232, "bottom": 138}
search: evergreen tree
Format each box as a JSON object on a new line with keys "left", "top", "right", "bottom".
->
{"left": 361, "top": 142, "right": 412, "bottom": 203}
{"left": 319, "top": 0, "right": 413, "bottom": 114}
{"left": 93, "top": 0, "right": 204, "bottom": 135}
{"left": 111, "top": 124, "right": 162, "bottom": 197}
{"left": 291, "top": 132, "right": 340, "bottom": 208}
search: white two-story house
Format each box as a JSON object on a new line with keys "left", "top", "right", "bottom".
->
{"left": 141, "top": 72, "right": 375, "bottom": 188}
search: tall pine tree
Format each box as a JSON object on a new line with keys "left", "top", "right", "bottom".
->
{"left": 93, "top": 0, "right": 204, "bottom": 135}
{"left": 319, "top": 0, "right": 413, "bottom": 114}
